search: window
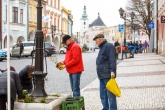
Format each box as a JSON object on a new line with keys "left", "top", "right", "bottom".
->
{"left": 54, "top": 18, "right": 56, "bottom": 26}
{"left": 50, "top": 17, "right": 52, "bottom": 26}
{"left": 58, "top": 0, "right": 60, "bottom": 9}
{"left": 29, "top": 7, "right": 32, "bottom": 21}
{"left": 54, "top": 0, "right": 56, "bottom": 8}
{"left": 12, "top": 7, "right": 18, "bottom": 23}
{"left": 6, "top": 5, "right": 7, "bottom": 21}
{"left": 50, "top": 0, "right": 52, "bottom": 6}
{"left": 35, "top": 12, "right": 37, "bottom": 23}
{"left": 58, "top": 19, "right": 59, "bottom": 30}
{"left": 84, "top": 22, "right": 86, "bottom": 25}
{"left": 20, "top": 9, "right": 23, "bottom": 24}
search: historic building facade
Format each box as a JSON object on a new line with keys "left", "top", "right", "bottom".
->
{"left": 2, "top": 0, "right": 28, "bottom": 48}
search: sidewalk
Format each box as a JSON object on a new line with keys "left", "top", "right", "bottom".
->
{"left": 81, "top": 53, "right": 165, "bottom": 110}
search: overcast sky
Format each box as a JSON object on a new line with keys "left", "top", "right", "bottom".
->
{"left": 61, "top": 0, "right": 129, "bottom": 33}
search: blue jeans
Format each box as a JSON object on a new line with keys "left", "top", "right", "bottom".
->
{"left": 131, "top": 49, "right": 135, "bottom": 58}
{"left": 100, "top": 79, "right": 117, "bottom": 110}
{"left": 122, "top": 50, "right": 127, "bottom": 59}
{"left": 69, "top": 72, "right": 81, "bottom": 97}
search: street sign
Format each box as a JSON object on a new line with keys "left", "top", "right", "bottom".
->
{"left": 43, "top": 30, "right": 47, "bottom": 34}
{"left": 118, "top": 24, "right": 124, "bottom": 32}
{"left": 42, "top": 15, "right": 51, "bottom": 22}
{"left": 147, "top": 22, "right": 154, "bottom": 28}
{"left": 161, "top": 16, "right": 165, "bottom": 23}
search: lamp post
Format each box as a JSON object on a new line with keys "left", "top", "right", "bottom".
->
{"left": 31, "top": 0, "right": 47, "bottom": 97}
{"left": 119, "top": 7, "right": 126, "bottom": 46}
{"left": 51, "top": 25, "right": 56, "bottom": 42}
{"left": 130, "top": 11, "right": 135, "bottom": 44}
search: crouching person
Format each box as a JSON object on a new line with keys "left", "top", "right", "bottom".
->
{"left": 19, "top": 65, "right": 35, "bottom": 94}
{"left": 0, "top": 69, "right": 23, "bottom": 110}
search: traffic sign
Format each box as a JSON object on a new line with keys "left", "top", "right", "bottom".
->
{"left": 161, "top": 16, "right": 165, "bottom": 23}
{"left": 147, "top": 22, "right": 154, "bottom": 28}
{"left": 118, "top": 24, "right": 124, "bottom": 32}
{"left": 43, "top": 30, "right": 47, "bottom": 34}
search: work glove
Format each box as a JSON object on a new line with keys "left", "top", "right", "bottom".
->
{"left": 56, "top": 62, "right": 64, "bottom": 68}
{"left": 57, "top": 65, "right": 65, "bottom": 70}
{"left": 111, "top": 72, "right": 115, "bottom": 78}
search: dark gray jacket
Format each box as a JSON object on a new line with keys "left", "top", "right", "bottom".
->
{"left": 19, "top": 65, "right": 32, "bottom": 90}
{"left": 0, "top": 71, "right": 23, "bottom": 100}
{"left": 96, "top": 40, "right": 117, "bottom": 79}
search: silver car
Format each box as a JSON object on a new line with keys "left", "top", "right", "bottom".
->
{"left": 10, "top": 41, "right": 56, "bottom": 57}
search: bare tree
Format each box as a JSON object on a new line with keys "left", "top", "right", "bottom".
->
{"left": 126, "top": 0, "right": 153, "bottom": 40}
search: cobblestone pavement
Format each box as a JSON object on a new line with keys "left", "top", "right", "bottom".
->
{"left": 0, "top": 50, "right": 121, "bottom": 95}
{"left": 81, "top": 53, "right": 165, "bottom": 110}
{"left": 0, "top": 51, "right": 99, "bottom": 94}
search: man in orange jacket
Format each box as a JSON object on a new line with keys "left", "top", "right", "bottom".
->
{"left": 57, "top": 35, "right": 84, "bottom": 97}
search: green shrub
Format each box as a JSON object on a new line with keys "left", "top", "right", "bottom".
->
{"left": 40, "top": 97, "right": 46, "bottom": 103}
{"left": 24, "top": 95, "right": 34, "bottom": 103}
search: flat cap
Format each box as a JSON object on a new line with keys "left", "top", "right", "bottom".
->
{"left": 93, "top": 34, "right": 104, "bottom": 40}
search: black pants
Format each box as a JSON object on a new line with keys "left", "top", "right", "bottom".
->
{"left": 0, "top": 95, "right": 14, "bottom": 110}
{"left": 116, "top": 53, "right": 118, "bottom": 59}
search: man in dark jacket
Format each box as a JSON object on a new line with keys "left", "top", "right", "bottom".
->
{"left": 0, "top": 71, "right": 23, "bottom": 110}
{"left": 19, "top": 41, "right": 24, "bottom": 59}
{"left": 93, "top": 34, "right": 117, "bottom": 110}
{"left": 19, "top": 65, "right": 34, "bottom": 93}
{"left": 114, "top": 40, "right": 120, "bottom": 59}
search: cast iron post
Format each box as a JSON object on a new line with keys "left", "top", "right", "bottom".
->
{"left": 31, "top": 0, "right": 47, "bottom": 97}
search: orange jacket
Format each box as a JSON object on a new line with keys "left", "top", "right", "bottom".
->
{"left": 63, "top": 41, "right": 84, "bottom": 74}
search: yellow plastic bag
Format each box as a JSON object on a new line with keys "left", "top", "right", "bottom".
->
{"left": 106, "top": 78, "right": 121, "bottom": 97}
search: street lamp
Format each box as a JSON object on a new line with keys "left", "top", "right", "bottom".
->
{"left": 31, "top": 0, "right": 47, "bottom": 97}
{"left": 118, "top": 7, "right": 126, "bottom": 46}
{"left": 130, "top": 12, "right": 136, "bottom": 44}
{"left": 51, "top": 25, "right": 56, "bottom": 42}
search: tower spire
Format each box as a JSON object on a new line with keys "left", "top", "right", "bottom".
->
{"left": 81, "top": 0, "right": 88, "bottom": 20}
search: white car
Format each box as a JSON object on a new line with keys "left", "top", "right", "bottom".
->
{"left": 59, "top": 47, "right": 66, "bottom": 54}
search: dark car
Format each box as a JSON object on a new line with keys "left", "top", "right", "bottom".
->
{"left": 0, "top": 49, "right": 7, "bottom": 61}
{"left": 44, "top": 42, "right": 56, "bottom": 56}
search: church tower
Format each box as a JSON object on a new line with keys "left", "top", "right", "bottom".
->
{"left": 80, "top": 2, "right": 89, "bottom": 32}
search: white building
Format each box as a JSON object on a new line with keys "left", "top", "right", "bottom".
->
{"left": 45, "top": 0, "right": 61, "bottom": 51}
{"left": 109, "top": 26, "right": 116, "bottom": 43}
{"left": 2, "top": 0, "right": 28, "bottom": 48}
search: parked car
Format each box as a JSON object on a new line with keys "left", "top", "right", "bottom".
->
{"left": 0, "top": 49, "right": 7, "bottom": 61}
{"left": 91, "top": 43, "right": 99, "bottom": 49}
{"left": 59, "top": 47, "right": 66, "bottom": 54}
{"left": 86, "top": 43, "right": 95, "bottom": 51}
{"left": 9, "top": 41, "right": 56, "bottom": 58}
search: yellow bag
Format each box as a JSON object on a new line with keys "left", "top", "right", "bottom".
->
{"left": 106, "top": 78, "right": 121, "bottom": 97}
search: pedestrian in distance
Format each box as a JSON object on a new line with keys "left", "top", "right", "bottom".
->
{"left": 0, "top": 66, "right": 23, "bottom": 110}
{"left": 135, "top": 41, "right": 139, "bottom": 54}
{"left": 56, "top": 35, "right": 84, "bottom": 97}
{"left": 18, "top": 41, "right": 24, "bottom": 59}
{"left": 19, "top": 65, "right": 35, "bottom": 94}
{"left": 93, "top": 34, "right": 117, "bottom": 110}
{"left": 128, "top": 41, "right": 135, "bottom": 58}
{"left": 122, "top": 45, "right": 127, "bottom": 60}
{"left": 114, "top": 40, "right": 120, "bottom": 59}
{"left": 138, "top": 41, "right": 143, "bottom": 53}
{"left": 143, "top": 40, "right": 149, "bottom": 54}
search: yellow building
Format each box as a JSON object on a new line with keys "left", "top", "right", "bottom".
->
{"left": 28, "top": 0, "right": 46, "bottom": 41}
{"left": 114, "top": 25, "right": 124, "bottom": 43}
{"left": 103, "top": 28, "right": 110, "bottom": 42}
{"left": 62, "top": 6, "right": 69, "bottom": 35}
